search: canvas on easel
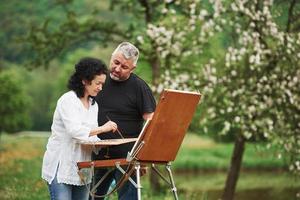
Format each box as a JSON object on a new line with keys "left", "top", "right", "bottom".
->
{"left": 129, "top": 89, "right": 201, "bottom": 163}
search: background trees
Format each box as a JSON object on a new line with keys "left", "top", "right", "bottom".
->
{"left": 0, "top": 68, "right": 31, "bottom": 134}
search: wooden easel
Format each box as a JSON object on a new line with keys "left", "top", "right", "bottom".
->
{"left": 77, "top": 89, "right": 201, "bottom": 200}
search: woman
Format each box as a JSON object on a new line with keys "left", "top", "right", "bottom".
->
{"left": 42, "top": 57, "right": 117, "bottom": 200}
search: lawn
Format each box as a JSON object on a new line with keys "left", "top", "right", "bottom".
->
{"left": 0, "top": 132, "right": 298, "bottom": 200}
{"left": 174, "top": 133, "right": 285, "bottom": 171}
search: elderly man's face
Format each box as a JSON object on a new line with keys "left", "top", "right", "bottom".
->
{"left": 109, "top": 52, "right": 135, "bottom": 81}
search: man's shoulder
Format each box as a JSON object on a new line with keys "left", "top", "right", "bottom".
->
{"left": 130, "top": 73, "right": 150, "bottom": 87}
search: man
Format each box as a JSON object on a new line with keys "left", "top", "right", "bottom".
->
{"left": 92, "top": 42, "right": 156, "bottom": 200}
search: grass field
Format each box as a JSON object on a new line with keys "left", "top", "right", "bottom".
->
{"left": 174, "top": 134, "right": 285, "bottom": 171}
{"left": 0, "top": 132, "right": 298, "bottom": 200}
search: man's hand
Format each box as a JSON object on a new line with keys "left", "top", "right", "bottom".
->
{"left": 143, "top": 112, "right": 154, "bottom": 120}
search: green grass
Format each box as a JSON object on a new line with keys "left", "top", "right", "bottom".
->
{"left": 0, "top": 132, "right": 297, "bottom": 200}
{"left": 174, "top": 134, "right": 286, "bottom": 171}
{"left": 0, "top": 133, "right": 48, "bottom": 200}
{"left": 174, "top": 171, "right": 299, "bottom": 191}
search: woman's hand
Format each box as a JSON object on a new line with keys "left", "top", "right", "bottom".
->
{"left": 89, "top": 121, "right": 118, "bottom": 136}
{"left": 100, "top": 121, "right": 117, "bottom": 133}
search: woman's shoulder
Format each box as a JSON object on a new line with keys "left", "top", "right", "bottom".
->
{"left": 57, "top": 91, "right": 78, "bottom": 104}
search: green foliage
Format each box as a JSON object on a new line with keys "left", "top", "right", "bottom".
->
{"left": 134, "top": 60, "right": 153, "bottom": 84}
{"left": 22, "top": 1, "right": 126, "bottom": 69}
{"left": 24, "top": 68, "right": 58, "bottom": 131}
{"left": 0, "top": 0, "right": 87, "bottom": 63}
{"left": 0, "top": 69, "right": 31, "bottom": 133}
{"left": 26, "top": 15, "right": 123, "bottom": 68}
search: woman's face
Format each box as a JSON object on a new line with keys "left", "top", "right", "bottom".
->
{"left": 84, "top": 74, "right": 106, "bottom": 97}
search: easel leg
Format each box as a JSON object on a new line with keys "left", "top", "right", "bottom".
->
{"left": 135, "top": 162, "right": 142, "bottom": 200}
{"left": 91, "top": 166, "right": 95, "bottom": 200}
{"left": 166, "top": 163, "right": 179, "bottom": 200}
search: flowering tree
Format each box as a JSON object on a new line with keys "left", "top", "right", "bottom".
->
{"left": 117, "top": 0, "right": 225, "bottom": 92}
{"left": 199, "top": 0, "right": 300, "bottom": 199}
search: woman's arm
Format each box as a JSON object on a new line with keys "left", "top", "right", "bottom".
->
{"left": 89, "top": 120, "right": 117, "bottom": 136}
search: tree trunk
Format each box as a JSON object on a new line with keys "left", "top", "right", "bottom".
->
{"left": 221, "top": 135, "right": 246, "bottom": 200}
{"left": 150, "top": 169, "right": 161, "bottom": 193}
{"left": 138, "top": 0, "right": 161, "bottom": 191}
{"left": 148, "top": 54, "right": 161, "bottom": 191}
{"left": 149, "top": 50, "right": 160, "bottom": 88}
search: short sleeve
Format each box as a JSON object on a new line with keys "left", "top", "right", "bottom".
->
{"left": 137, "top": 79, "right": 156, "bottom": 114}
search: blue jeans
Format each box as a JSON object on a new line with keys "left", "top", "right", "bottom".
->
{"left": 48, "top": 172, "right": 90, "bottom": 200}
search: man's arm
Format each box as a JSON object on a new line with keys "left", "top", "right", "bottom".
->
{"left": 143, "top": 112, "right": 154, "bottom": 120}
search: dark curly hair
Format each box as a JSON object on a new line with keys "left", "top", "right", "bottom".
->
{"left": 68, "top": 57, "right": 108, "bottom": 99}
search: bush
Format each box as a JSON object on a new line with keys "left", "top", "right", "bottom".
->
{"left": 0, "top": 69, "right": 31, "bottom": 133}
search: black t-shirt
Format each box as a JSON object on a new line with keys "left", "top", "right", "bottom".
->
{"left": 94, "top": 73, "right": 156, "bottom": 158}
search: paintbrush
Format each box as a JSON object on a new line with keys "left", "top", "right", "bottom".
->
{"left": 106, "top": 115, "right": 124, "bottom": 139}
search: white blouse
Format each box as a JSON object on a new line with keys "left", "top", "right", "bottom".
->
{"left": 42, "top": 91, "right": 100, "bottom": 185}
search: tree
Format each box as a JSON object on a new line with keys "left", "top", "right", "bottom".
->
{"left": 0, "top": 0, "right": 90, "bottom": 64}
{"left": 24, "top": 2, "right": 125, "bottom": 69}
{"left": 199, "top": 0, "right": 300, "bottom": 199}
{"left": 0, "top": 68, "right": 31, "bottom": 135}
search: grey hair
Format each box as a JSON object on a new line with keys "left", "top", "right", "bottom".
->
{"left": 112, "top": 42, "right": 139, "bottom": 66}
